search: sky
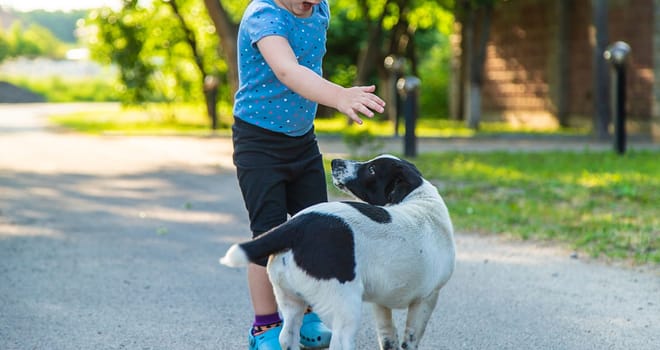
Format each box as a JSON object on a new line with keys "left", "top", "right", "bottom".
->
{"left": 0, "top": 0, "right": 121, "bottom": 12}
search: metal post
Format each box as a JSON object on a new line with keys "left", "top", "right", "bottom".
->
{"left": 397, "top": 76, "right": 421, "bottom": 158}
{"left": 604, "top": 41, "right": 631, "bottom": 154}
{"left": 613, "top": 64, "right": 626, "bottom": 153}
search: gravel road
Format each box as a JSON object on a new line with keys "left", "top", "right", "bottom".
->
{"left": 1, "top": 103, "right": 658, "bottom": 350}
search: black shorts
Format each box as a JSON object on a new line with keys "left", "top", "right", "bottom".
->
{"left": 232, "top": 117, "right": 328, "bottom": 240}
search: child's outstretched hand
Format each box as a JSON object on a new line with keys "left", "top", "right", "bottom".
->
{"left": 336, "top": 85, "right": 386, "bottom": 124}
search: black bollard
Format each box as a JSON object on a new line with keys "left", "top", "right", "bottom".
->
{"left": 604, "top": 41, "right": 631, "bottom": 155}
{"left": 397, "top": 76, "right": 421, "bottom": 158}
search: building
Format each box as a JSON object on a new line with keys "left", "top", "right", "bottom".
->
{"left": 452, "top": 0, "right": 660, "bottom": 140}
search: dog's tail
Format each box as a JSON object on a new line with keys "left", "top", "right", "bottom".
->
{"left": 220, "top": 219, "right": 299, "bottom": 268}
{"left": 219, "top": 244, "right": 251, "bottom": 267}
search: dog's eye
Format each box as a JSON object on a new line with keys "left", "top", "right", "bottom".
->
{"left": 368, "top": 165, "right": 376, "bottom": 175}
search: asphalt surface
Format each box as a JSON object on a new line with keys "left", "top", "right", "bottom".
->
{"left": 1, "top": 103, "right": 658, "bottom": 350}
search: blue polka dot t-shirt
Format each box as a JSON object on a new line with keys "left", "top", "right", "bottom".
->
{"left": 233, "top": 0, "right": 330, "bottom": 136}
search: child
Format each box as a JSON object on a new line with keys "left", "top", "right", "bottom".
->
{"left": 232, "top": 0, "right": 385, "bottom": 349}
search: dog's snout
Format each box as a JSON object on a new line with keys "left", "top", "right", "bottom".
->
{"left": 331, "top": 159, "right": 344, "bottom": 171}
{"left": 331, "top": 159, "right": 350, "bottom": 190}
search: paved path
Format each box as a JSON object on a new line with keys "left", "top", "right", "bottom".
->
{"left": 1, "top": 103, "right": 658, "bottom": 350}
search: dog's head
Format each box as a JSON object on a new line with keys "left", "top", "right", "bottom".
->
{"left": 331, "top": 154, "right": 423, "bottom": 206}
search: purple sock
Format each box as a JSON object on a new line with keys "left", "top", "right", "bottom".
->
{"left": 253, "top": 312, "right": 281, "bottom": 327}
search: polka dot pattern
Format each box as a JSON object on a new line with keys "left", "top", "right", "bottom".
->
{"left": 233, "top": 0, "right": 330, "bottom": 136}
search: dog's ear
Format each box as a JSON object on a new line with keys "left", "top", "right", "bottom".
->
{"left": 386, "top": 161, "right": 423, "bottom": 204}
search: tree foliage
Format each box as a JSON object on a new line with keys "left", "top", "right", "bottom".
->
{"left": 0, "top": 21, "right": 66, "bottom": 61}
{"left": 324, "top": 0, "right": 454, "bottom": 122}
{"left": 84, "top": 0, "right": 224, "bottom": 107}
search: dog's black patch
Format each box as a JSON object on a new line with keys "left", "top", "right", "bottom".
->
{"left": 288, "top": 212, "right": 356, "bottom": 283}
{"left": 341, "top": 201, "right": 391, "bottom": 224}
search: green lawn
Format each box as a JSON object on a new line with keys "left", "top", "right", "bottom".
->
{"left": 48, "top": 104, "right": 588, "bottom": 138}
{"left": 49, "top": 104, "right": 233, "bottom": 136}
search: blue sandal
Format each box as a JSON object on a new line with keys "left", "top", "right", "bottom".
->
{"left": 299, "top": 312, "right": 332, "bottom": 349}
{"left": 248, "top": 324, "right": 282, "bottom": 350}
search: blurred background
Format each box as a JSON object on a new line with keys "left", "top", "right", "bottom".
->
{"left": 0, "top": 0, "right": 658, "bottom": 140}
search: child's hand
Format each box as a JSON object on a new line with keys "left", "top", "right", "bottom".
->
{"left": 336, "top": 85, "right": 386, "bottom": 124}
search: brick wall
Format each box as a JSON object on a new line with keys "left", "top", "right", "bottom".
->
{"left": 481, "top": 0, "right": 556, "bottom": 125}
{"left": 477, "top": 0, "right": 655, "bottom": 128}
{"left": 565, "top": 0, "right": 591, "bottom": 118}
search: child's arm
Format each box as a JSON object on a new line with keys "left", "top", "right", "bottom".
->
{"left": 257, "top": 35, "right": 385, "bottom": 124}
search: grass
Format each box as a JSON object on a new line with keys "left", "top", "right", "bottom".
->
{"left": 48, "top": 104, "right": 588, "bottom": 138}
{"left": 49, "top": 103, "right": 233, "bottom": 136}
{"left": 47, "top": 104, "right": 658, "bottom": 265}
{"left": 327, "top": 151, "right": 660, "bottom": 265}
{"left": 2, "top": 76, "right": 121, "bottom": 102}
{"left": 315, "top": 114, "right": 589, "bottom": 137}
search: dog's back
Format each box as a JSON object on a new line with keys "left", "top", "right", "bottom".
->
{"left": 350, "top": 180, "right": 455, "bottom": 309}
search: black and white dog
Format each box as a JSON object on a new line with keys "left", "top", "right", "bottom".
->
{"left": 221, "top": 154, "right": 455, "bottom": 350}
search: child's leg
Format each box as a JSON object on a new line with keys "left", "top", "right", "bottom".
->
{"left": 248, "top": 264, "right": 278, "bottom": 318}
{"left": 233, "top": 123, "right": 289, "bottom": 347}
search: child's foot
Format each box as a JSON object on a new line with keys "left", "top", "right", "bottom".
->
{"left": 299, "top": 312, "right": 331, "bottom": 349}
{"left": 248, "top": 322, "right": 282, "bottom": 350}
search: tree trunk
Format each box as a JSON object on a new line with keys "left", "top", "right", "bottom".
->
{"left": 462, "top": 2, "right": 475, "bottom": 127}
{"left": 591, "top": 0, "right": 610, "bottom": 140}
{"left": 203, "top": 0, "right": 239, "bottom": 98}
{"left": 167, "top": 0, "right": 220, "bottom": 129}
{"left": 450, "top": 11, "right": 466, "bottom": 121}
{"left": 349, "top": 0, "right": 390, "bottom": 126}
{"left": 204, "top": 79, "right": 220, "bottom": 130}
{"left": 354, "top": 0, "right": 389, "bottom": 86}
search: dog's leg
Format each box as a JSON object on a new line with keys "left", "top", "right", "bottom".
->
{"left": 327, "top": 294, "right": 361, "bottom": 350}
{"left": 272, "top": 284, "right": 306, "bottom": 350}
{"left": 372, "top": 304, "right": 399, "bottom": 350}
{"left": 401, "top": 289, "right": 440, "bottom": 350}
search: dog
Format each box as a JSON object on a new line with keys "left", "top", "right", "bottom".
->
{"left": 220, "top": 154, "right": 455, "bottom": 350}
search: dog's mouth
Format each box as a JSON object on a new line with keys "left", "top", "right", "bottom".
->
{"left": 332, "top": 179, "right": 347, "bottom": 191}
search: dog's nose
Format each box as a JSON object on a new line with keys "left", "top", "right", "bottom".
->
{"left": 331, "top": 159, "right": 344, "bottom": 170}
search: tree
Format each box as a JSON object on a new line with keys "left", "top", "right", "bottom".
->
{"left": 330, "top": 0, "right": 454, "bottom": 125}
{"left": 87, "top": 2, "right": 156, "bottom": 104}
{"left": 3, "top": 21, "right": 65, "bottom": 59}
{"left": 166, "top": 0, "right": 223, "bottom": 129}
{"left": 202, "top": 0, "right": 243, "bottom": 97}
{"left": 85, "top": 0, "right": 226, "bottom": 127}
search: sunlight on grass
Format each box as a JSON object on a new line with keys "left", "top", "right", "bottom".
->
{"left": 314, "top": 114, "right": 586, "bottom": 137}
{"left": 49, "top": 105, "right": 590, "bottom": 138}
{"left": 441, "top": 156, "right": 529, "bottom": 182}
{"left": 49, "top": 103, "right": 234, "bottom": 135}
